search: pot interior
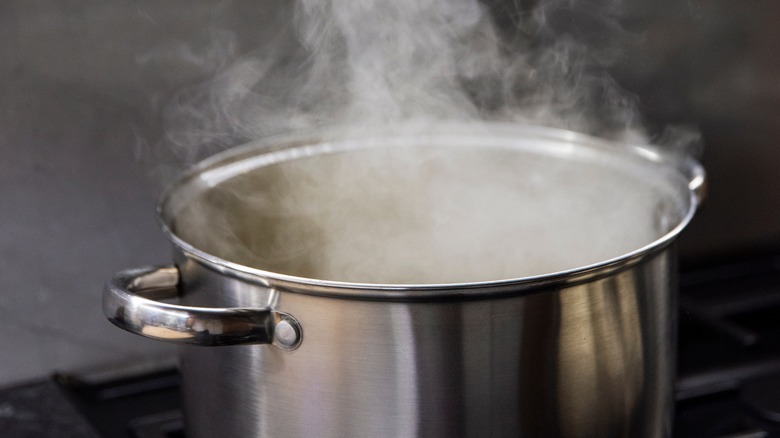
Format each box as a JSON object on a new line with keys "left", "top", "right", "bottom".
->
{"left": 165, "top": 130, "right": 692, "bottom": 284}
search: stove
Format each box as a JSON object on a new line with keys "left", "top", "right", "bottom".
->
{"left": 675, "top": 250, "right": 780, "bottom": 437}
{"left": 3, "top": 250, "right": 780, "bottom": 438}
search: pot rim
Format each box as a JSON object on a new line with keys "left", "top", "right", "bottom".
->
{"left": 157, "top": 121, "right": 704, "bottom": 298}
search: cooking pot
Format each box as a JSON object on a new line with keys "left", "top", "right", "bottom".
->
{"left": 104, "top": 122, "right": 704, "bottom": 437}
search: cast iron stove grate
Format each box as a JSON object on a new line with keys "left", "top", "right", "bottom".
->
{"left": 54, "top": 369, "right": 183, "bottom": 438}
{"left": 675, "top": 250, "right": 780, "bottom": 437}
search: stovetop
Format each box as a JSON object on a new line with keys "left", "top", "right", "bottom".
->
{"left": 3, "top": 251, "right": 780, "bottom": 438}
{"left": 675, "top": 250, "right": 780, "bottom": 437}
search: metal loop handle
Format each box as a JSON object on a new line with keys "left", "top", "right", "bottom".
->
{"left": 103, "top": 266, "right": 301, "bottom": 350}
{"left": 685, "top": 158, "right": 707, "bottom": 207}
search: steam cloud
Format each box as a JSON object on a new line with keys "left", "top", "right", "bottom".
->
{"left": 159, "top": 0, "right": 650, "bottom": 167}
{"left": 153, "top": 0, "right": 697, "bottom": 283}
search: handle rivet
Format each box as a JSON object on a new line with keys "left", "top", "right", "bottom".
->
{"left": 274, "top": 319, "right": 299, "bottom": 348}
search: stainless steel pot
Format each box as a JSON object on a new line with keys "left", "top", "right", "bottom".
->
{"left": 104, "top": 123, "right": 705, "bottom": 438}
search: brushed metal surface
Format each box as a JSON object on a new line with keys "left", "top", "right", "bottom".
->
{"left": 177, "top": 249, "right": 675, "bottom": 438}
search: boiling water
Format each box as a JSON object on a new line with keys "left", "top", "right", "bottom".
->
{"left": 172, "top": 143, "right": 684, "bottom": 284}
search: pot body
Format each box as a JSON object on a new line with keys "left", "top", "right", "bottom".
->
{"left": 176, "top": 247, "right": 676, "bottom": 438}
{"left": 105, "top": 124, "right": 703, "bottom": 438}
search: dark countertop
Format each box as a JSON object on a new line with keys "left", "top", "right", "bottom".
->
{"left": 0, "top": 379, "right": 99, "bottom": 438}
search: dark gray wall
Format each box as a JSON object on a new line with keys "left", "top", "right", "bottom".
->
{"left": 1, "top": 0, "right": 778, "bottom": 384}
{"left": 613, "top": 0, "right": 780, "bottom": 258}
{"left": 0, "top": 0, "right": 288, "bottom": 384}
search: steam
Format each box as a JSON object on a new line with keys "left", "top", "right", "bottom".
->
{"left": 172, "top": 134, "right": 684, "bottom": 283}
{"left": 151, "top": 0, "right": 698, "bottom": 283}
{"left": 159, "top": 0, "right": 650, "bottom": 167}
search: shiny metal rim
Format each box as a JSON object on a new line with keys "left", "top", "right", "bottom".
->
{"left": 157, "top": 122, "right": 704, "bottom": 298}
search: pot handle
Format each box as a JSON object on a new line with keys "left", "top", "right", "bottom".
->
{"left": 103, "top": 266, "right": 302, "bottom": 350}
{"left": 685, "top": 158, "right": 707, "bottom": 207}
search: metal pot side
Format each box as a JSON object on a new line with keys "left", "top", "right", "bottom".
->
{"left": 104, "top": 123, "right": 703, "bottom": 437}
{"left": 175, "top": 245, "right": 676, "bottom": 438}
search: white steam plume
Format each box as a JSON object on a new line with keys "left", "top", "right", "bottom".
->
{"left": 150, "top": 0, "right": 700, "bottom": 283}
{"left": 157, "top": 0, "right": 651, "bottom": 167}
